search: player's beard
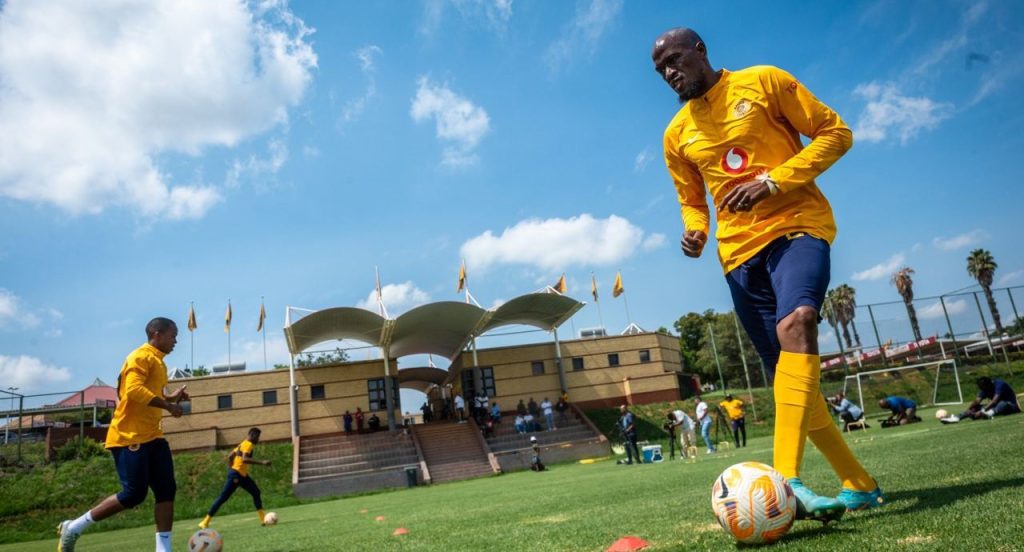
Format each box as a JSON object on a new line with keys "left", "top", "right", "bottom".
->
{"left": 677, "top": 74, "right": 708, "bottom": 103}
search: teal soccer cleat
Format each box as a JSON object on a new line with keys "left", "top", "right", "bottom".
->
{"left": 787, "top": 478, "right": 846, "bottom": 524}
{"left": 837, "top": 483, "right": 888, "bottom": 511}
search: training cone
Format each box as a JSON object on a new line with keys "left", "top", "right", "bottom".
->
{"left": 375, "top": 516, "right": 385, "bottom": 522}
{"left": 606, "top": 536, "right": 650, "bottom": 552}
{"left": 393, "top": 528, "right": 409, "bottom": 536}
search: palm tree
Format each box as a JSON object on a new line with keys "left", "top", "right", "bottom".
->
{"left": 891, "top": 267, "right": 923, "bottom": 342}
{"left": 966, "top": 249, "right": 1004, "bottom": 336}
{"left": 823, "top": 289, "right": 848, "bottom": 348}
{"left": 834, "top": 284, "right": 863, "bottom": 348}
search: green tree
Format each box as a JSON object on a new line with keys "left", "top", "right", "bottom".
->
{"left": 834, "top": 284, "right": 862, "bottom": 348}
{"left": 296, "top": 347, "right": 349, "bottom": 367}
{"left": 891, "top": 267, "right": 923, "bottom": 342}
{"left": 966, "top": 249, "right": 1004, "bottom": 336}
{"left": 188, "top": 365, "right": 210, "bottom": 377}
{"left": 673, "top": 310, "right": 715, "bottom": 375}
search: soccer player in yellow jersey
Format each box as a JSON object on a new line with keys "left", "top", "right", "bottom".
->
{"left": 57, "top": 317, "right": 188, "bottom": 552}
{"left": 652, "top": 28, "right": 886, "bottom": 524}
{"left": 199, "top": 427, "right": 272, "bottom": 529}
{"left": 719, "top": 394, "right": 747, "bottom": 448}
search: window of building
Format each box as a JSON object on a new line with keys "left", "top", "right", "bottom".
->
{"left": 572, "top": 357, "right": 584, "bottom": 371}
{"left": 368, "top": 378, "right": 400, "bottom": 411}
{"left": 311, "top": 385, "right": 325, "bottom": 400}
{"left": 262, "top": 390, "right": 277, "bottom": 405}
{"left": 639, "top": 350, "right": 651, "bottom": 363}
{"left": 608, "top": 353, "right": 620, "bottom": 367}
{"left": 460, "top": 367, "right": 497, "bottom": 397}
{"left": 217, "top": 395, "right": 232, "bottom": 410}
{"left": 531, "top": 361, "right": 545, "bottom": 376}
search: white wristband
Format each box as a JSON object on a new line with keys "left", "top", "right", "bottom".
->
{"left": 758, "top": 173, "right": 780, "bottom": 195}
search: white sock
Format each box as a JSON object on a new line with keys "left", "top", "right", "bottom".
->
{"left": 67, "top": 511, "right": 94, "bottom": 535}
{"left": 156, "top": 531, "right": 172, "bottom": 552}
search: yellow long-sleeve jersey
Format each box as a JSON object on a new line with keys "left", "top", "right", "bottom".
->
{"left": 105, "top": 343, "right": 168, "bottom": 448}
{"left": 663, "top": 66, "right": 853, "bottom": 274}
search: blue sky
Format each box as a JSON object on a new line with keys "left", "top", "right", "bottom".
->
{"left": 1, "top": 0, "right": 1022, "bottom": 406}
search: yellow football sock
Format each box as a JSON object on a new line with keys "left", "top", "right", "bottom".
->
{"left": 772, "top": 351, "right": 820, "bottom": 479}
{"left": 807, "top": 393, "right": 876, "bottom": 491}
{"left": 198, "top": 515, "right": 212, "bottom": 529}
{"left": 258, "top": 509, "right": 265, "bottom": 524}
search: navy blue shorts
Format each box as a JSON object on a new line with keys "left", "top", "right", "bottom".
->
{"left": 726, "top": 234, "right": 830, "bottom": 378}
{"left": 111, "top": 438, "right": 176, "bottom": 507}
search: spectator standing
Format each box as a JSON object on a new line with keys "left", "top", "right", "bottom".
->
{"left": 695, "top": 396, "right": 716, "bottom": 454}
{"left": 541, "top": 397, "right": 555, "bottom": 430}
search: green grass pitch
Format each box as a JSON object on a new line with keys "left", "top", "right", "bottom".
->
{"left": 4, "top": 406, "right": 1023, "bottom": 551}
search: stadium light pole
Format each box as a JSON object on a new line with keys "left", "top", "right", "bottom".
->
{"left": 939, "top": 296, "right": 962, "bottom": 365}
{"left": 866, "top": 305, "right": 888, "bottom": 368}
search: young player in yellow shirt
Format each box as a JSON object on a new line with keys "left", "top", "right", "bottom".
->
{"left": 652, "top": 28, "right": 885, "bottom": 524}
{"left": 719, "top": 394, "right": 747, "bottom": 448}
{"left": 199, "top": 427, "right": 272, "bottom": 529}
{"left": 58, "top": 318, "right": 188, "bottom": 552}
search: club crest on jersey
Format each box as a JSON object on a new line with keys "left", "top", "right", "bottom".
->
{"left": 733, "top": 99, "right": 752, "bottom": 118}
{"left": 720, "top": 147, "right": 749, "bottom": 175}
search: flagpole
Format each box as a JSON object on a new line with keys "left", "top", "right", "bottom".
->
{"left": 622, "top": 293, "right": 633, "bottom": 326}
{"left": 190, "top": 301, "right": 195, "bottom": 372}
{"left": 261, "top": 296, "right": 267, "bottom": 371}
{"left": 227, "top": 299, "right": 232, "bottom": 369}
{"left": 593, "top": 273, "right": 605, "bottom": 332}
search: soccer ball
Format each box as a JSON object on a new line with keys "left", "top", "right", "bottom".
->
{"left": 188, "top": 528, "right": 223, "bottom": 552}
{"left": 264, "top": 511, "right": 278, "bottom": 525}
{"left": 711, "top": 462, "right": 797, "bottom": 544}
{"left": 935, "top": 409, "right": 949, "bottom": 419}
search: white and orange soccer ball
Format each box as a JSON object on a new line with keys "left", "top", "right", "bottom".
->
{"left": 711, "top": 461, "right": 797, "bottom": 545}
{"left": 188, "top": 528, "right": 223, "bottom": 552}
{"left": 263, "top": 511, "right": 278, "bottom": 525}
{"left": 935, "top": 409, "right": 949, "bottom": 420}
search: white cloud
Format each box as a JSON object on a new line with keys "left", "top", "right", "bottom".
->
{"left": 420, "top": 0, "right": 514, "bottom": 35}
{"left": 917, "top": 298, "right": 967, "bottom": 320}
{"left": 852, "top": 82, "right": 953, "bottom": 144}
{"left": 411, "top": 77, "right": 491, "bottom": 167}
{"left": 851, "top": 253, "right": 906, "bottom": 281}
{"left": 633, "top": 148, "right": 652, "bottom": 173}
{"left": 545, "top": 0, "right": 623, "bottom": 73}
{"left": 0, "top": 355, "right": 72, "bottom": 391}
{"left": 340, "top": 45, "right": 383, "bottom": 125}
{"left": 0, "top": 0, "right": 316, "bottom": 220}
{"left": 998, "top": 269, "right": 1023, "bottom": 286}
{"left": 208, "top": 334, "right": 291, "bottom": 371}
{"left": 932, "top": 229, "right": 987, "bottom": 251}
{"left": 0, "top": 289, "right": 41, "bottom": 329}
{"left": 818, "top": 330, "right": 836, "bottom": 347}
{"left": 355, "top": 282, "right": 431, "bottom": 315}
{"left": 226, "top": 139, "right": 289, "bottom": 189}
{"left": 460, "top": 214, "right": 663, "bottom": 272}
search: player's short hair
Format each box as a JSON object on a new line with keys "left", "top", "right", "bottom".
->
{"left": 248, "top": 427, "right": 262, "bottom": 437}
{"left": 145, "top": 317, "right": 176, "bottom": 338}
{"left": 976, "top": 376, "right": 993, "bottom": 389}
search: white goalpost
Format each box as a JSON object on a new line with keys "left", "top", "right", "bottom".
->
{"left": 842, "top": 359, "right": 964, "bottom": 415}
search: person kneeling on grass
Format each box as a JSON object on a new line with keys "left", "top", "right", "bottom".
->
{"left": 199, "top": 427, "right": 272, "bottom": 529}
{"left": 878, "top": 396, "right": 921, "bottom": 426}
{"left": 529, "top": 436, "right": 546, "bottom": 472}
{"left": 942, "top": 377, "right": 1021, "bottom": 424}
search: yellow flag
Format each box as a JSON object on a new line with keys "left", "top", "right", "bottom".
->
{"left": 553, "top": 273, "right": 567, "bottom": 294}
{"left": 187, "top": 304, "right": 197, "bottom": 332}
{"left": 612, "top": 272, "right": 624, "bottom": 298}
{"left": 591, "top": 274, "right": 598, "bottom": 302}
{"left": 456, "top": 261, "right": 466, "bottom": 293}
{"left": 257, "top": 302, "right": 266, "bottom": 332}
{"left": 224, "top": 302, "right": 232, "bottom": 333}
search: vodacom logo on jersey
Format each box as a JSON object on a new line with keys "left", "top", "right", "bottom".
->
{"left": 720, "top": 146, "right": 749, "bottom": 175}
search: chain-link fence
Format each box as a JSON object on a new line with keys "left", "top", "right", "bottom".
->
{"left": 819, "top": 285, "right": 1022, "bottom": 375}
{"left": 0, "top": 388, "right": 112, "bottom": 466}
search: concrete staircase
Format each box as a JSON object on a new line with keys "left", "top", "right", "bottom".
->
{"left": 412, "top": 422, "right": 496, "bottom": 483}
{"left": 486, "top": 410, "right": 602, "bottom": 452}
{"left": 293, "top": 431, "right": 420, "bottom": 498}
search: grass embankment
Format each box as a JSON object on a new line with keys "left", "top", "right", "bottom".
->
{"left": 4, "top": 406, "right": 1023, "bottom": 551}
{"left": 0, "top": 442, "right": 297, "bottom": 544}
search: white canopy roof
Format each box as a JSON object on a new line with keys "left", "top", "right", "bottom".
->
{"left": 283, "top": 292, "right": 584, "bottom": 360}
